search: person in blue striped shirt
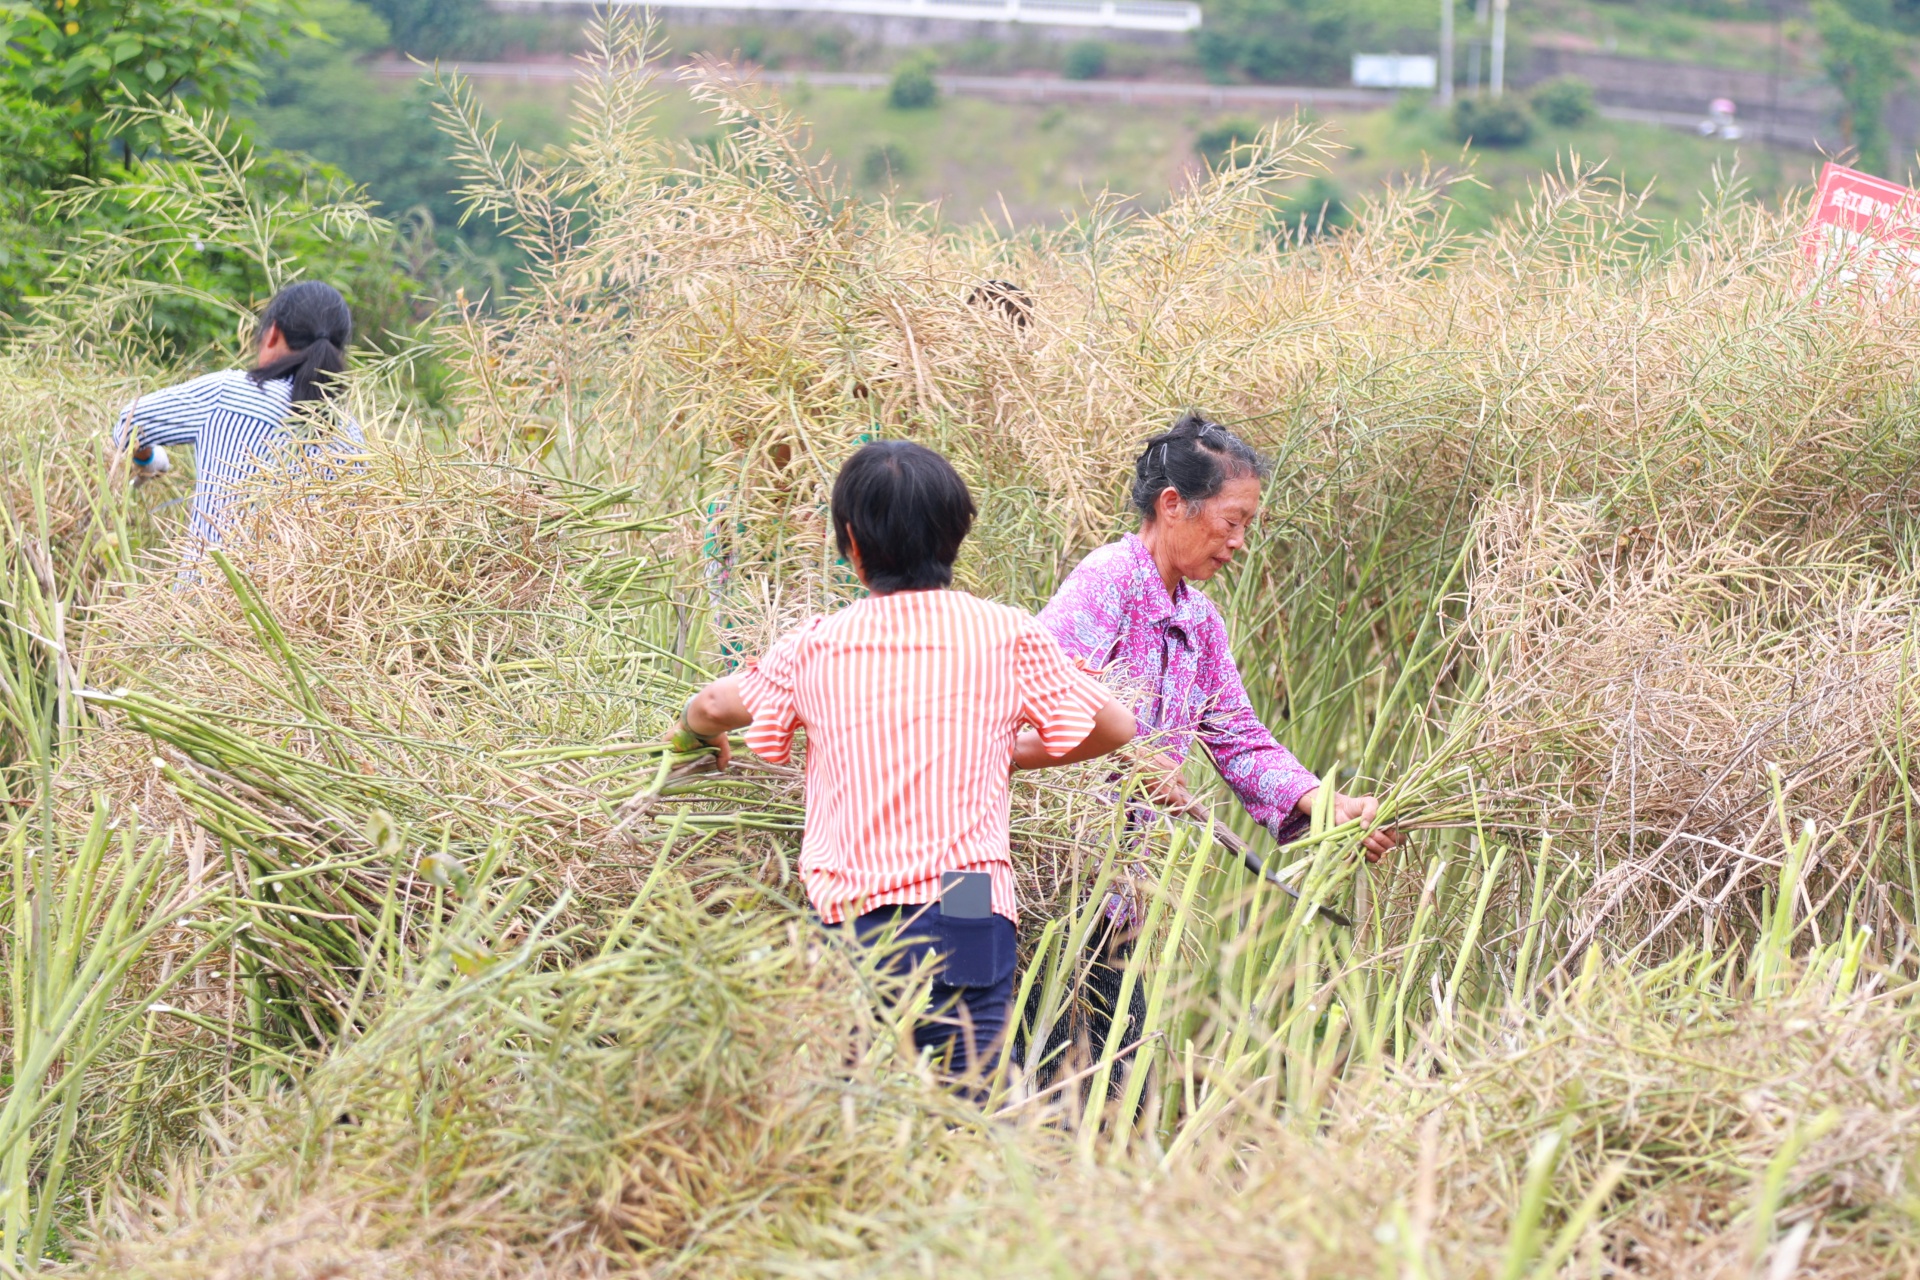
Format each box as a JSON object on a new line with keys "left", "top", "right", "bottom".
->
{"left": 115, "top": 281, "right": 366, "bottom": 550}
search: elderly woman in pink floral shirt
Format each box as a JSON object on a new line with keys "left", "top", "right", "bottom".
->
{"left": 1039, "top": 413, "right": 1402, "bottom": 861}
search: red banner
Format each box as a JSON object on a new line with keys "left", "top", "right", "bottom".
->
{"left": 1803, "top": 162, "right": 1920, "bottom": 299}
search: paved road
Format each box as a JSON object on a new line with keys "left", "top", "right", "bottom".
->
{"left": 378, "top": 59, "right": 1396, "bottom": 109}
{"left": 376, "top": 60, "right": 1822, "bottom": 152}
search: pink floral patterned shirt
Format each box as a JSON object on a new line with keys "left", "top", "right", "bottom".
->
{"left": 1040, "top": 533, "right": 1319, "bottom": 843}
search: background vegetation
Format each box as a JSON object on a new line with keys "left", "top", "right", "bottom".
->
{"left": 1, "top": 0, "right": 1902, "bottom": 334}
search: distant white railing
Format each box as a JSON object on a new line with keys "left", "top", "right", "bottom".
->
{"left": 497, "top": 0, "right": 1201, "bottom": 32}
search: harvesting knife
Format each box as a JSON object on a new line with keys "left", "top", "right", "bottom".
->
{"left": 1193, "top": 815, "right": 1355, "bottom": 929}
{"left": 1161, "top": 743, "right": 1356, "bottom": 928}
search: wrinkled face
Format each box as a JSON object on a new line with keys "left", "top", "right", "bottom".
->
{"left": 1159, "top": 474, "right": 1262, "bottom": 583}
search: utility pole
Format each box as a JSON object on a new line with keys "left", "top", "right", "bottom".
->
{"left": 1490, "top": 0, "right": 1508, "bottom": 97}
{"left": 1767, "top": 0, "right": 1783, "bottom": 155}
{"left": 1472, "top": 0, "right": 1490, "bottom": 90}
{"left": 1440, "top": 0, "right": 1454, "bottom": 105}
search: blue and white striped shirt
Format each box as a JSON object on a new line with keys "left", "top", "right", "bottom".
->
{"left": 115, "top": 370, "right": 365, "bottom": 547}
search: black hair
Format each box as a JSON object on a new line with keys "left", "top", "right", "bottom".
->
{"left": 247, "top": 281, "right": 352, "bottom": 404}
{"left": 967, "top": 279, "right": 1032, "bottom": 329}
{"left": 831, "top": 440, "right": 977, "bottom": 594}
{"left": 1129, "top": 411, "right": 1270, "bottom": 522}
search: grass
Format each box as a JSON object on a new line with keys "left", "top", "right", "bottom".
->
{"left": 440, "top": 69, "right": 1809, "bottom": 231}
{"left": 10, "top": 9, "right": 1920, "bottom": 1275}
{"left": 1330, "top": 97, "right": 1810, "bottom": 230}
{"left": 1521, "top": 0, "right": 1823, "bottom": 73}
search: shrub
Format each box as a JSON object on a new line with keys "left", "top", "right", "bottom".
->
{"left": 887, "top": 60, "right": 938, "bottom": 109}
{"left": 1063, "top": 40, "right": 1108, "bottom": 80}
{"left": 1452, "top": 94, "right": 1534, "bottom": 147}
{"left": 1531, "top": 75, "right": 1595, "bottom": 126}
{"left": 860, "top": 141, "right": 912, "bottom": 184}
{"left": 1391, "top": 89, "right": 1428, "bottom": 123}
{"left": 1194, "top": 0, "right": 1353, "bottom": 84}
{"left": 1195, "top": 117, "right": 1261, "bottom": 169}
{"left": 811, "top": 28, "right": 849, "bottom": 69}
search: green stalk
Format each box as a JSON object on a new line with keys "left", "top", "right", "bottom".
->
{"left": 1387, "top": 858, "right": 1445, "bottom": 1061}
{"left": 1499, "top": 1122, "right": 1569, "bottom": 1280}
{"left": 1442, "top": 844, "right": 1508, "bottom": 1018}
{"left": 996, "top": 915, "right": 1063, "bottom": 1101}
{"left": 0, "top": 811, "right": 230, "bottom": 1267}
{"left": 208, "top": 549, "right": 337, "bottom": 742}
{"left": 1077, "top": 828, "right": 1185, "bottom": 1160}
{"left": 1107, "top": 821, "right": 1210, "bottom": 1162}
{"left": 1531, "top": 1159, "right": 1628, "bottom": 1277}
{"left": 1282, "top": 925, "right": 1322, "bottom": 1118}
{"left": 1018, "top": 847, "right": 1121, "bottom": 1083}
{"left": 1747, "top": 1109, "right": 1838, "bottom": 1265}
{"left": 1510, "top": 833, "right": 1553, "bottom": 1004}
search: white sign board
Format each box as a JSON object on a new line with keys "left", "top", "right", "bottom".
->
{"left": 1352, "top": 54, "right": 1437, "bottom": 89}
{"left": 1802, "top": 162, "right": 1920, "bottom": 301}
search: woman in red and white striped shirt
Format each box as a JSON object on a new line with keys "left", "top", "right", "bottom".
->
{"left": 680, "top": 441, "right": 1134, "bottom": 1080}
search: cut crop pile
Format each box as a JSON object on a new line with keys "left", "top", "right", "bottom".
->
{"left": 7, "top": 15, "right": 1920, "bottom": 1277}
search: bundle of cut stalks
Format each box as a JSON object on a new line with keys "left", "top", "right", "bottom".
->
{"left": 41, "top": 448, "right": 813, "bottom": 1055}
{"left": 69, "top": 452, "right": 684, "bottom": 837}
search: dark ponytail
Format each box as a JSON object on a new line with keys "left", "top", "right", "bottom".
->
{"left": 1129, "top": 411, "right": 1270, "bottom": 521}
{"left": 247, "top": 280, "right": 352, "bottom": 404}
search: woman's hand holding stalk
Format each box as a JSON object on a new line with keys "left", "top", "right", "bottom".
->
{"left": 678, "top": 674, "right": 749, "bottom": 768}
{"left": 1125, "top": 743, "right": 1403, "bottom": 863}
{"left": 131, "top": 442, "right": 170, "bottom": 481}
{"left": 1296, "top": 787, "right": 1403, "bottom": 862}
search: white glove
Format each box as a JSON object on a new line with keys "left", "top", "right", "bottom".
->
{"left": 132, "top": 444, "right": 170, "bottom": 477}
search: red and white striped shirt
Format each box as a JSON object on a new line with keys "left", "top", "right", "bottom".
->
{"left": 738, "top": 588, "right": 1107, "bottom": 923}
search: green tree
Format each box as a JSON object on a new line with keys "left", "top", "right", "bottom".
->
{"left": 1194, "top": 0, "right": 1439, "bottom": 86}
{"left": 1270, "top": 174, "right": 1351, "bottom": 240}
{"left": 859, "top": 142, "right": 911, "bottom": 184}
{"left": 0, "top": 5, "right": 68, "bottom": 187}
{"left": 248, "top": 0, "right": 530, "bottom": 299}
{"left": 0, "top": 1, "right": 440, "bottom": 355}
{"left": 0, "top": 5, "right": 67, "bottom": 306}
{"left": 4, "top": 0, "right": 307, "bottom": 181}
{"left": 42, "top": 103, "right": 418, "bottom": 359}
{"left": 1530, "top": 75, "right": 1594, "bottom": 127}
{"left": 1195, "top": 0, "right": 1353, "bottom": 84}
{"left": 358, "top": 0, "right": 482, "bottom": 56}
{"left": 1195, "top": 118, "right": 1260, "bottom": 169}
{"left": 1816, "top": 0, "right": 1904, "bottom": 174}
{"left": 1452, "top": 95, "right": 1534, "bottom": 148}
{"left": 253, "top": 0, "right": 451, "bottom": 218}
{"left": 0, "top": 0, "right": 321, "bottom": 316}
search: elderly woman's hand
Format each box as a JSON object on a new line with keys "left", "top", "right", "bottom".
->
{"left": 1134, "top": 749, "right": 1194, "bottom": 812}
{"left": 1297, "top": 787, "right": 1404, "bottom": 863}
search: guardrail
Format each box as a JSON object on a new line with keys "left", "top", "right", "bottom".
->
{"left": 496, "top": 0, "right": 1201, "bottom": 32}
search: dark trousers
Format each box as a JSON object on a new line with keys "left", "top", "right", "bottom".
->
{"left": 1015, "top": 925, "right": 1146, "bottom": 1104}
{"left": 847, "top": 904, "right": 1017, "bottom": 1080}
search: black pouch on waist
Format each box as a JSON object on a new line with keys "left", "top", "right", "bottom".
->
{"left": 935, "top": 874, "right": 1014, "bottom": 988}
{"left": 933, "top": 911, "right": 1016, "bottom": 988}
